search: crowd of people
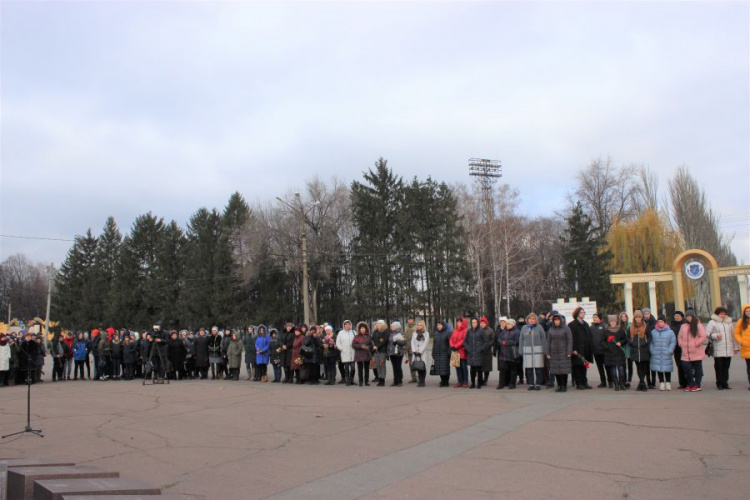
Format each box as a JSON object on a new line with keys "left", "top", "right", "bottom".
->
{"left": 1, "top": 304, "right": 749, "bottom": 392}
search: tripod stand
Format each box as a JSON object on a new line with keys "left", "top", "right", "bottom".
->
{"left": 2, "top": 350, "right": 43, "bottom": 439}
{"left": 143, "top": 340, "right": 170, "bottom": 386}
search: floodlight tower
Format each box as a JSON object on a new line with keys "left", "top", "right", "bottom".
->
{"left": 469, "top": 159, "right": 502, "bottom": 320}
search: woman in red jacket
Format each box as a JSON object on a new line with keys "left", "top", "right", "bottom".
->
{"left": 678, "top": 310, "right": 708, "bottom": 392}
{"left": 449, "top": 317, "right": 468, "bottom": 387}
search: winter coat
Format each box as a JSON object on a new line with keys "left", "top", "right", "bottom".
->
{"left": 122, "top": 342, "right": 136, "bottom": 364}
{"left": 110, "top": 340, "right": 122, "bottom": 360}
{"left": 568, "top": 319, "right": 593, "bottom": 363}
{"left": 73, "top": 340, "right": 88, "bottom": 361}
{"left": 0, "top": 344, "right": 10, "bottom": 371}
{"left": 302, "top": 334, "right": 321, "bottom": 365}
{"left": 678, "top": 323, "right": 708, "bottom": 362}
{"left": 207, "top": 335, "right": 223, "bottom": 362}
{"left": 269, "top": 334, "right": 281, "bottom": 365}
{"left": 63, "top": 337, "right": 74, "bottom": 359}
{"left": 244, "top": 327, "right": 259, "bottom": 358}
{"left": 628, "top": 332, "right": 651, "bottom": 363}
{"left": 194, "top": 336, "right": 210, "bottom": 368}
{"left": 706, "top": 315, "right": 738, "bottom": 358}
{"left": 546, "top": 325, "right": 572, "bottom": 375}
{"left": 387, "top": 329, "right": 406, "bottom": 357}
{"left": 603, "top": 328, "right": 628, "bottom": 367}
{"left": 371, "top": 326, "right": 389, "bottom": 359}
{"left": 734, "top": 305, "right": 750, "bottom": 359}
{"left": 320, "top": 333, "right": 338, "bottom": 358}
{"left": 411, "top": 330, "right": 429, "bottom": 366}
{"left": 590, "top": 322, "right": 608, "bottom": 356}
{"left": 168, "top": 338, "right": 185, "bottom": 370}
{"left": 336, "top": 327, "right": 356, "bottom": 363}
{"left": 221, "top": 334, "right": 232, "bottom": 357}
{"left": 291, "top": 333, "right": 306, "bottom": 368}
{"left": 255, "top": 334, "right": 270, "bottom": 365}
{"left": 464, "top": 327, "right": 488, "bottom": 368}
{"left": 431, "top": 324, "right": 453, "bottom": 376}
{"left": 353, "top": 326, "right": 374, "bottom": 363}
{"left": 97, "top": 337, "right": 111, "bottom": 357}
{"left": 518, "top": 324, "right": 547, "bottom": 369}
{"left": 279, "top": 329, "right": 296, "bottom": 368}
{"left": 404, "top": 323, "right": 416, "bottom": 357}
{"left": 481, "top": 327, "right": 495, "bottom": 372}
{"left": 496, "top": 327, "right": 520, "bottom": 362}
{"left": 226, "top": 338, "right": 243, "bottom": 369}
{"left": 449, "top": 319, "right": 468, "bottom": 360}
{"left": 649, "top": 325, "right": 675, "bottom": 372}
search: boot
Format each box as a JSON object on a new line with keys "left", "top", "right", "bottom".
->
{"left": 377, "top": 378, "right": 385, "bottom": 387}
{"left": 262, "top": 375, "right": 268, "bottom": 383}
{"left": 620, "top": 383, "right": 627, "bottom": 391}
{"left": 246, "top": 371, "right": 252, "bottom": 381}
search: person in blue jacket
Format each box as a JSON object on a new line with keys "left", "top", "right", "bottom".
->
{"left": 255, "top": 326, "right": 271, "bottom": 382}
{"left": 650, "top": 315, "right": 676, "bottom": 391}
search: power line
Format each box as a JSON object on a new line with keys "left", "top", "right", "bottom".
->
{"left": 1, "top": 234, "right": 75, "bottom": 242}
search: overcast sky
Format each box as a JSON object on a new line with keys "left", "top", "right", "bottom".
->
{"left": 2, "top": 0, "right": 748, "bottom": 267}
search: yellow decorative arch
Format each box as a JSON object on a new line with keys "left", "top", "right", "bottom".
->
{"left": 672, "top": 249, "right": 721, "bottom": 313}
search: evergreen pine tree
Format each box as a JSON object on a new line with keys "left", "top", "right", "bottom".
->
{"left": 95, "top": 216, "right": 122, "bottom": 325}
{"left": 562, "top": 203, "right": 614, "bottom": 307}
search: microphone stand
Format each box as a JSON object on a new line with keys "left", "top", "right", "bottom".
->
{"left": 2, "top": 346, "right": 44, "bottom": 438}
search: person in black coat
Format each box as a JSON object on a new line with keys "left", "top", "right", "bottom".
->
{"left": 167, "top": 331, "right": 186, "bottom": 380}
{"left": 303, "top": 327, "right": 322, "bottom": 384}
{"left": 670, "top": 311, "right": 687, "bottom": 389}
{"left": 122, "top": 337, "right": 137, "bottom": 380}
{"left": 194, "top": 329, "right": 210, "bottom": 379}
{"left": 18, "top": 332, "right": 39, "bottom": 384}
{"left": 590, "top": 313, "right": 610, "bottom": 387}
{"left": 568, "top": 307, "right": 593, "bottom": 390}
{"left": 603, "top": 315, "right": 629, "bottom": 391}
{"left": 279, "top": 323, "right": 296, "bottom": 383}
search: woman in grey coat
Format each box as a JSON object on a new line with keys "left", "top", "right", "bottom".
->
{"left": 545, "top": 313, "right": 573, "bottom": 392}
{"left": 519, "top": 313, "right": 547, "bottom": 390}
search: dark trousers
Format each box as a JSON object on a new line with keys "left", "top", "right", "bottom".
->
{"left": 674, "top": 346, "right": 686, "bottom": 387}
{"left": 93, "top": 355, "right": 101, "bottom": 380}
{"left": 627, "top": 358, "right": 634, "bottom": 383}
{"left": 272, "top": 363, "right": 282, "bottom": 382}
{"left": 657, "top": 371, "right": 672, "bottom": 383}
{"left": 714, "top": 357, "right": 732, "bottom": 388}
{"left": 324, "top": 358, "right": 337, "bottom": 382}
{"left": 555, "top": 374, "right": 568, "bottom": 388}
{"left": 609, "top": 365, "right": 626, "bottom": 385}
{"left": 525, "top": 367, "right": 543, "bottom": 387}
{"left": 124, "top": 363, "right": 135, "bottom": 380}
{"left": 84, "top": 358, "right": 91, "bottom": 378}
{"left": 594, "top": 354, "right": 609, "bottom": 384}
{"left": 455, "top": 359, "right": 468, "bottom": 385}
{"left": 0, "top": 370, "right": 8, "bottom": 386}
{"left": 635, "top": 360, "right": 649, "bottom": 384}
{"left": 74, "top": 360, "right": 85, "bottom": 379}
{"left": 390, "top": 355, "right": 403, "bottom": 384}
{"left": 497, "top": 360, "right": 517, "bottom": 387}
{"left": 357, "top": 361, "right": 369, "bottom": 384}
{"left": 417, "top": 369, "right": 426, "bottom": 385}
{"left": 52, "top": 358, "right": 64, "bottom": 381}
{"left": 682, "top": 360, "right": 703, "bottom": 388}
{"left": 111, "top": 359, "right": 121, "bottom": 379}
{"left": 470, "top": 366, "right": 482, "bottom": 386}
{"left": 572, "top": 363, "right": 588, "bottom": 387}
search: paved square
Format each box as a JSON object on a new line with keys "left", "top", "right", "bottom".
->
{"left": 1, "top": 361, "right": 748, "bottom": 499}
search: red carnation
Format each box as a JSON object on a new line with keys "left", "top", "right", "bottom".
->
{"left": 607, "top": 335, "right": 615, "bottom": 342}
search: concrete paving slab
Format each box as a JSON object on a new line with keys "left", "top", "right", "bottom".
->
{"left": 0, "top": 357, "right": 747, "bottom": 499}
{"left": 33, "top": 478, "right": 159, "bottom": 500}
{"left": 7, "top": 466, "right": 118, "bottom": 500}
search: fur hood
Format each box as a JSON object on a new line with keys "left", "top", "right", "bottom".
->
{"left": 355, "top": 321, "right": 370, "bottom": 335}
{"left": 710, "top": 314, "right": 733, "bottom": 324}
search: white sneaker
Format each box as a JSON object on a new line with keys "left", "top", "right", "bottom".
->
{"left": 666, "top": 382, "right": 672, "bottom": 391}
{"left": 659, "top": 382, "right": 665, "bottom": 391}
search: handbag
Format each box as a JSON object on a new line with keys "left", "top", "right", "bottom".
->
{"left": 705, "top": 340, "right": 714, "bottom": 357}
{"left": 511, "top": 346, "right": 520, "bottom": 359}
{"left": 429, "top": 364, "right": 437, "bottom": 376}
{"left": 369, "top": 357, "right": 377, "bottom": 370}
{"left": 450, "top": 351, "right": 461, "bottom": 367}
{"left": 411, "top": 354, "right": 426, "bottom": 372}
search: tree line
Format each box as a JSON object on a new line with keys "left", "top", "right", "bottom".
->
{"left": 1, "top": 156, "right": 740, "bottom": 330}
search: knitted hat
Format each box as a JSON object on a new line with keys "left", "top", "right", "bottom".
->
{"left": 642, "top": 308, "right": 651, "bottom": 314}
{"left": 685, "top": 309, "right": 697, "bottom": 318}
{"left": 608, "top": 314, "right": 618, "bottom": 323}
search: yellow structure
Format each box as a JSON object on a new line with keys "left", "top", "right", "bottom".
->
{"left": 610, "top": 248, "right": 750, "bottom": 319}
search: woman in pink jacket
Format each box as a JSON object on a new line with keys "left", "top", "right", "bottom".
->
{"left": 678, "top": 310, "right": 708, "bottom": 392}
{"left": 449, "top": 318, "right": 468, "bottom": 388}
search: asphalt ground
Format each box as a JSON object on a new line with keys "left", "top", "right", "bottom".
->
{"left": 1, "top": 358, "right": 748, "bottom": 499}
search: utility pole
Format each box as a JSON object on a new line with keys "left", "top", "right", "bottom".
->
{"left": 296, "top": 192, "right": 310, "bottom": 326}
{"left": 44, "top": 266, "right": 53, "bottom": 341}
{"left": 469, "top": 158, "right": 502, "bottom": 319}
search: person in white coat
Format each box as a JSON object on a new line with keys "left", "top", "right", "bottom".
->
{"left": 336, "top": 320, "right": 356, "bottom": 386}
{"left": 411, "top": 320, "right": 430, "bottom": 387}
{"left": 0, "top": 334, "right": 11, "bottom": 387}
{"left": 706, "top": 306, "right": 739, "bottom": 390}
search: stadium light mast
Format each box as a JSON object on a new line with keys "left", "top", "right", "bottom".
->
{"left": 469, "top": 159, "right": 503, "bottom": 319}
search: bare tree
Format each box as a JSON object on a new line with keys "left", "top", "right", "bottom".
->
{"left": 0, "top": 254, "right": 53, "bottom": 322}
{"left": 574, "top": 156, "right": 640, "bottom": 236}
